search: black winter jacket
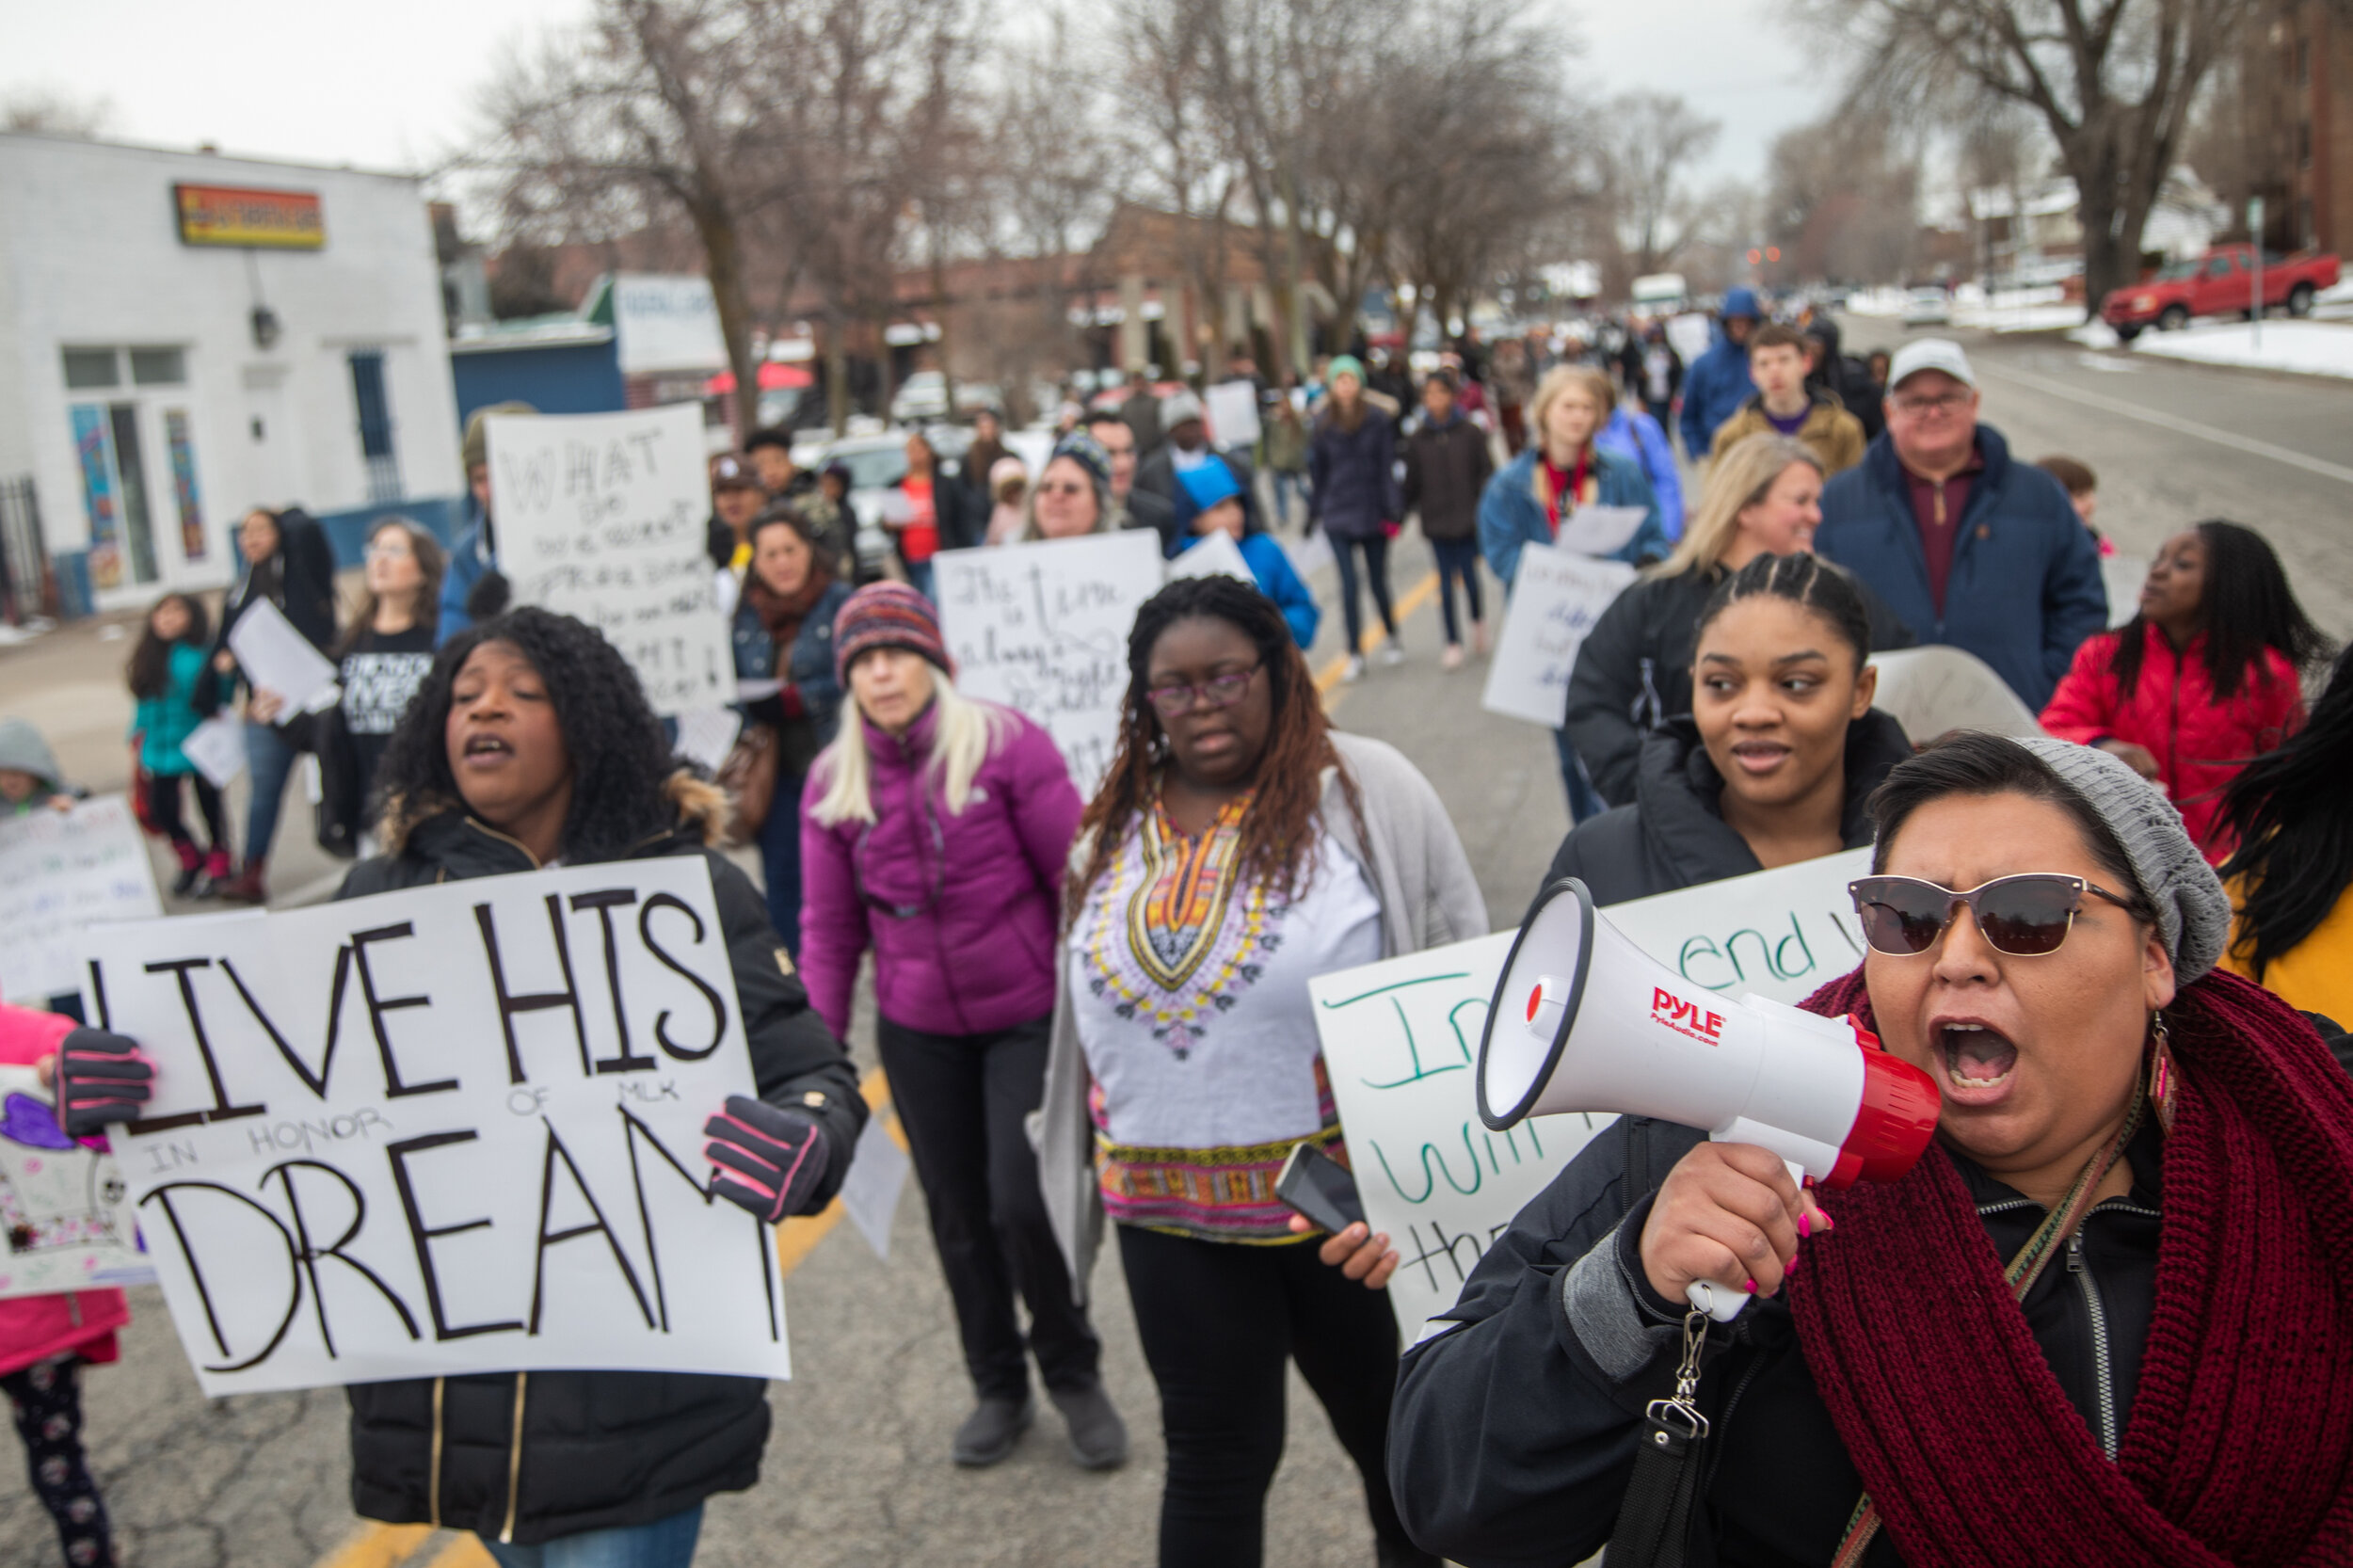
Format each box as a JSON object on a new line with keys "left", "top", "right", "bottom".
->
{"left": 1390, "top": 1112, "right": 2169, "bottom": 1568}
{"left": 201, "top": 506, "right": 341, "bottom": 710}
{"left": 1307, "top": 405, "right": 1402, "bottom": 541}
{"left": 1564, "top": 566, "right": 1915, "bottom": 808}
{"left": 338, "top": 783, "right": 866, "bottom": 1547}
{"left": 1541, "top": 710, "right": 1914, "bottom": 910}
{"left": 1401, "top": 413, "right": 1494, "bottom": 542}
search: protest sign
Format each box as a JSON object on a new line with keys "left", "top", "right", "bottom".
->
{"left": 81, "top": 859, "right": 791, "bottom": 1397}
{"left": 934, "top": 531, "right": 1164, "bottom": 788}
{"left": 1481, "top": 547, "right": 1636, "bottom": 726}
{"left": 1867, "top": 647, "right": 2044, "bottom": 743}
{"left": 0, "top": 1066, "right": 149, "bottom": 1299}
{"left": 490, "top": 407, "right": 730, "bottom": 716}
{"left": 1167, "top": 530, "right": 1254, "bottom": 584}
{"left": 1204, "top": 382, "right": 1262, "bottom": 450}
{"left": 1554, "top": 504, "right": 1648, "bottom": 557}
{"left": 181, "top": 715, "right": 246, "bottom": 790}
{"left": 226, "top": 599, "right": 340, "bottom": 714}
{"left": 0, "top": 797, "right": 165, "bottom": 1004}
{"left": 2104, "top": 553, "right": 2149, "bottom": 629}
{"left": 1311, "top": 846, "right": 1875, "bottom": 1337}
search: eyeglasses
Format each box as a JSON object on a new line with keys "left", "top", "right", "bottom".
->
{"left": 1145, "top": 664, "right": 1261, "bottom": 717}
{"left": 1890, "top": 392, "right": 1971, "bottom": 416}
{"left": 1849, "top": 874, "right": 2138, "bottom": 957}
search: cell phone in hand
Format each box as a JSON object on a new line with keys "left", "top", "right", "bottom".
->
{"left": 1275, "top": 1141, "right": 1367, "bottom": 1235}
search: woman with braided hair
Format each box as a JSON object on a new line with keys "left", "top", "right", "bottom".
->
{"left": 1393, "top": 728, "right": 2353, "bottom": 1568}
{"left": 1034, "top": 575, "right": 1485, "bottom": 1568}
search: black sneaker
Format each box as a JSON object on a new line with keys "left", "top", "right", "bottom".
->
{"left": 171, "top": 865, "right": 201, "bottom": 897}
{"left": 1048, "top": 1382, "right": 1128, "bottom": 1471}
{"left": 951, "top": 1395, "right": 1033, "bottom": 1467}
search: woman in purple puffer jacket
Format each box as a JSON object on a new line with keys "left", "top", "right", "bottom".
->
{"left": 799, "top": 584, "right": 1126, "bottom": 1476}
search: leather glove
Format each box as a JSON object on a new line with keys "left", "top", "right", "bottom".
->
{"left": 704, "top": 1096, "right": 833, "bottom": 1223}
{"left": 56, "top": 1028, "right": 154, "bottom": 1136}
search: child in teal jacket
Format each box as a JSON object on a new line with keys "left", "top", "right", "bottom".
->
{"left": 125, "top": 593, "right": 231, "bottom": 896}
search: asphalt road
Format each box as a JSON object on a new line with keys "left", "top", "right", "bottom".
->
{"left": 2, "top": 328, "right": 2347, "bottom": 1568}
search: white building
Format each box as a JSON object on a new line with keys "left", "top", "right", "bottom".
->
{"left": 0, "top": 133, "right": 461, "bottom": 615}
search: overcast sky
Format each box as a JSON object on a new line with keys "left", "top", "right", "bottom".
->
{"left": 6, "top": 0, "right": 1823, "bottom": 199}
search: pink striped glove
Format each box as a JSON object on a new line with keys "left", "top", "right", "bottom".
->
{"left": 56, "top": 1028, "right": 154, "bottom": 1136}
{"left": 704, "top": 1096, "right": 832, "bottom": 1222}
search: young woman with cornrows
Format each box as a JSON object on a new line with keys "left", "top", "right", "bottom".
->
{"left": 798, "top": 584, "right": 1126, "bottom": 1472}
{"left": 1035, "top": 575, "right": 1484, "bottom": 1568}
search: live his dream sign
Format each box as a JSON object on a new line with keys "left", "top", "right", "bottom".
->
{"left": 78, "top": 860, "right": 792, "bottom": 1397}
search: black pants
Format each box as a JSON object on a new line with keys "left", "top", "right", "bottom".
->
{"left": 1117, "top": 1224, "right": 1417, "bottom": 1568}
{"left": 1329, "top": 533, "right": 1396, "bottom": 652}
{"left": 145, "top": 770, "right": 227, "bottom": 859}
{"left": 1430, "top": 536, "right": 1483, "bottom": 644}
{"left": 5, "top": 1355, "right": 113, "bottom": 1568}
{"left": 877, "top": 1013, "right": 1101, "bottom": 1401}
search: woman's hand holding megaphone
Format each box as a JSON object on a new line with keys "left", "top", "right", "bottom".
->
{"left": 1639, "top": 1142, "right": 1834, "bottom": 1307}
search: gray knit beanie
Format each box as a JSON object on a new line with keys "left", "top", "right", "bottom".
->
{"left": 0, "top": 718, "right": 60, "bottom": 787}
{"left": 2015, "top": 736, "right": 2232, "bottom": 982}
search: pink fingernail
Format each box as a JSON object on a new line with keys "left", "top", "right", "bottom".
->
{"left": 1817, "top": 1211, "right": 1836, "bottom": 1232}
{"left": 1743, "top": 1278, "right": 1757, "bottom": 1293}
{"left": 1799, "top": 1214, "right": 1812, "bottom": 1239}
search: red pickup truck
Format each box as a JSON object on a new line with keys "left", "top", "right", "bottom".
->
{"left": 2100, "top": 244, "right": 2342, "bottom": 341}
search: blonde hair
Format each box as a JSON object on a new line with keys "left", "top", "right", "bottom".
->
{"left": 1529, "top": 364, "right": 1616, "bottom": 452}
{"left": 808, "top": 672, "right": 1016, "bottom": 826}
{"left": 1652, "top": 432, "right": 1822, "bottom": 579}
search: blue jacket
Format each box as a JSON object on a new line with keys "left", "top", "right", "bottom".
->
{"left": 439, "top": 508, "right": 494, "bottom": 647}
{"left": 1307, "top": 405, "right": 1402, "bottom": 540}
{"left": 1238, "top": 532, "right": 1320, "bottom": 650}
{"left": 1678, "top": 331, "right": 1757, "bottom": 457}
{"left": 131, "top": 642, "right": 209, "bottom": 776}
{"left": 1815, "top": 424, "right": 2108, "bottom": 711}
{"left": 1476, "top": 446, "right": 1667, "bottom": 590}
{"left": 729, "top": 580, "right": 854, "bottom": 749}
{"left": 1597, "top": 406, "right": 1684, "bottom": 541}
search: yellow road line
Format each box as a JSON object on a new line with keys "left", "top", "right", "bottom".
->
{"left": 772, "top": 1065, "right": 902, "bottom": 1275}
{"left": 1315, "top": 570, "right": 1442, "bottom": 696}
{"left": 312, "top": 1523, "right": 436, "bottom": 1568}
{"left": 423, "top": 1537, "right": 499, "bottom": 1568}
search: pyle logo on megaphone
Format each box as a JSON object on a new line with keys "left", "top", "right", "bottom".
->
{"left": 1481, "top": 878, "right": 1940, "bottom": 1320}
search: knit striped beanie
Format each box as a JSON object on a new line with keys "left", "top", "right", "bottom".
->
{"left": 833, "top": 582, "right": 952, "bottom": 684}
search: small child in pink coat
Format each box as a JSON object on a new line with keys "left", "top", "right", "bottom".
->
{"left": 2, "top": 1002, "right": 127, "bottom": 1567}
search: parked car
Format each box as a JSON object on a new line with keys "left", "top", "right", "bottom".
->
{"left": 820, "top": 433, "right": 915, "bottom": 580}
{"left": 889, "top": 370, "right": 952, "bottom": 424}
{"left": 1901, "top": 286, "right": 1952, "bottom": 328}
{"left": 2100, "top": 244, "right": 2344, "bottom": 342}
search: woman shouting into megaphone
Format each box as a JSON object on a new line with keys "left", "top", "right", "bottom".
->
{"left": 1389, "top": 730, "right": 2353, "bottom": 1568}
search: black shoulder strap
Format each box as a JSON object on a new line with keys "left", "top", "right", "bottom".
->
{"left": 1623, "top": 1114, "right": 1656, "bottom": 1205}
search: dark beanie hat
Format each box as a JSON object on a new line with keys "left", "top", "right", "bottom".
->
{"left": 833, "top": 582, "right": 952, "bottom": 684}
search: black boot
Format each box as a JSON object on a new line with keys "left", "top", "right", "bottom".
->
{"left": 1048, "top": 1382, "right": 1128, "bottom": 1471}
{"left": 951, "top": 1395, "right": 1034, "bottom": 1467}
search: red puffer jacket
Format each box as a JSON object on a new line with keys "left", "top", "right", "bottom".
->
{"left": 2040, "top": 623, "right": 2303, "bottom": 862}
{"left": 0, "top": 1004, "right": 130, "bottom": 1377}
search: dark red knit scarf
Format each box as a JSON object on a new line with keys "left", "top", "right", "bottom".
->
{"left": 1787, "top": 967, "right": 2353, "bottom": 1566}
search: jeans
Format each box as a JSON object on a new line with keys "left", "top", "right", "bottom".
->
{"left": 1271, "top": 470, "right": 1308, "bottom": 529}
{"left": 904, "top": 557, "right": 937, "bottom": 603}
{"left": 758, "top": 769, "right": 808, "bottom": 957}
{"left": 242, "top": 719, "right": 302, "bottom": 865}
{"left": 877, "top": 1013, "right": 1103, "bottom": 1401}
{"left": 1328, "top": 533, "right": 1396, "bottom": 654}
{"left": 1115, "top": 1224, "right": 1420, "bottom": 1568}
{"left": 1430, "top": 536, "right": 1484, "bottom": 645}
{"left": 1554, "top": 727, "right": 1608, "bottom": 824}
{"left": 480, "top": 1504, "right": 704, "bottom": 1568}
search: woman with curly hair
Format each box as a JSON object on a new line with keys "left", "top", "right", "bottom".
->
{"left": 332, "top": 608, "right": 865, "bottom": 1564}
{"left": 1034, "top": 575, "right": 1485, "bottom": 1568}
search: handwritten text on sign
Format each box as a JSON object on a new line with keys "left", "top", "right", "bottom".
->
{"left": 490, "top": 407, "right": 730, "bottom": 716}
{"left": 1481, "top": 547, "right": 1637, "bottom": 727}
{"left": 1310, "top": 847, "right": 1876, "bottom": 1338}
{"left": 0, "top": 797, "right": 164, "bottom": 1004}
{"left": 935, "top": 531, "right": 1164, "bottom": 789}
{"left": 80, "top": 860, "right": 789, "bottom": 1397}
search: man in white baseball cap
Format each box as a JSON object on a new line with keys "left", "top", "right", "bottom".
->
{"left": 1814, "top": 337, "right": 2106, "bottom": 711}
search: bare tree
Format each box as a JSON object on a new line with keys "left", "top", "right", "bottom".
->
{"left": 3, "top": 89, "right": 114, "bottom": 137}
{"left": 1799, "top": 0, "right": 2255, "bottom": 310}
{"left": 1766, "top": 110, "right": 1923, "bottom": 283}
{"left": 1598, "top": 92, "right": 1724, "bottom": 277}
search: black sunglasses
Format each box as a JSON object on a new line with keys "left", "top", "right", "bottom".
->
{"left": 1848, "top": 873, "right": 2138, "bottom": 958}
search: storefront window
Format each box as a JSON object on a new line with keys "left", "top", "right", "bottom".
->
{"left": 62, "top": 348, "right": 119, "bottom": 390}
{"left": 130, "top": 347, "right": 186, "bottom": 386}
{"left": 165, "top": 409, "right": 206, "bottom": 563}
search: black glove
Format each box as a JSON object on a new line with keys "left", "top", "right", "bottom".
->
{"left": 56, "top": 1029, "right": 154, "bottom": 1136}
{"left": 704, "top": 1096, "right": 833, "bottom": 1223}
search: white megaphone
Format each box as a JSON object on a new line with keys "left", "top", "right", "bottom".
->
{"left": 1479, "top": 878, "right": 1940, "bottom": 1321}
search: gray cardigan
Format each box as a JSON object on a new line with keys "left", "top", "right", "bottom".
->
{"left": 1031, "top": 730, "right": 1491, "bottom": 1302}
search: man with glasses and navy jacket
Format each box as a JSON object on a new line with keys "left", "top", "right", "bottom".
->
{"left": 1814, "top": 339, "right": 2107, "bottom": 712}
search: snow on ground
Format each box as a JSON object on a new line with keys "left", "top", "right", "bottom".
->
{"left": 2119, "top": 320, "right": 2353, "bottom": 379}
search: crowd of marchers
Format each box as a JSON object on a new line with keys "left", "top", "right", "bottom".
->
{"left": 4, "top": 287, "right": 2352, "bottom": 1568}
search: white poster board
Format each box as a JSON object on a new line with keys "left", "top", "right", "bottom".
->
{"left": 80, "top": 860, "right": 791, "bottom": 1397}
{"left": 2103, "top": 554, "right": 2148, "bottom": 629}
{"left": 934, "top": 531, "right": 1165, "bottom": 789}
{"left": 182, "top": 715, "right": 246, "bottom": 791}
{"left": 0, "top": 797, "right": 165, "bottom": 1004}
{"left": 1312, "top": 846, "right": 1874, "bottom": 1337}
{"left": 489, "top": 407, "right": 731, "bottom": 716}
{"left": 0, "top": 1067, "right": 149, "bottom": 1298}
{"left": 1481, "top": 547, "right": 1637, "bottom": 727}
{"left": 1167, "top": 530, "right": 1255, "bottom": 584}
{"left": 1555, "top": 504, "right": 1648, "bottom": 557}
{"left": 227, "top": 599, "right": 340, "bottom": 715}
{"left": 1866, "top": 646, "right": 2045, "bottom": 742}
{"left": 1205, "top": 382, "right": 1263, "bottom": 450}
